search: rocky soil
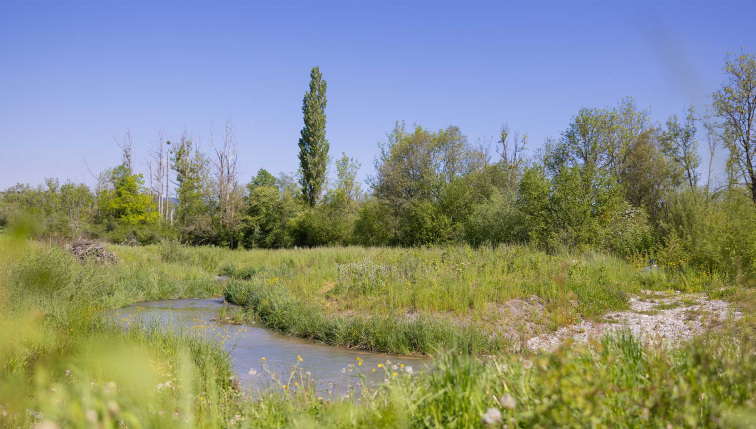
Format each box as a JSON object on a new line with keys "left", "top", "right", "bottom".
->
{"left": 527, "top": 291, "right": 741, "bottom": 352}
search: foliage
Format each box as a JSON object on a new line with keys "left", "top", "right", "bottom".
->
{"left": 712, "top": 49, "right": 756, "bottom": 204}
{"left": 99, "top": 165, "right": 158, "bottom": 227}
{"left": 242, "top": 170, "right": 304, "bottom": 249}
{"left": 170, "top": 135, "right": 214, "bottom": 243}
{"left": 298, "top": 66, "right": 330, "bottom": 207}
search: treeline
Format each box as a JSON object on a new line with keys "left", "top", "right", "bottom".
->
{"left": 2, "top": 54, "right": 756, "bottom": 279}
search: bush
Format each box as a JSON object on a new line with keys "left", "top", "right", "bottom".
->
{"left": 399, "top": 201, "right": 451, "bottom": 246}
{"left": 464, "top": 190, "right": 528, "bottom": 247}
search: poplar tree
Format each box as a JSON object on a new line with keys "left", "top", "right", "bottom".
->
{"left": 298, "top": 66, "right": 329, "bottom": 207}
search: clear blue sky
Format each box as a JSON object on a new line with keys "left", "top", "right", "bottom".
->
{"left": 1, "top": 1, "right": 754, "bottom": 190}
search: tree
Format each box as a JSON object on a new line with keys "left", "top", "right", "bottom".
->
{"left": 171, "top": 132, "right": 213, "bottom": 242}
{"left": 211, "top": 120, "right": 243, "bottom": 248}
{"left": 661, "top": 105, "right": 700, "bottom": 189}
{"left": 712, "top": 50, "right": 756, "bottom": 204}
{"left": 116, "top": 129, "right": 134, "bottom": 175}
{"left": 100, "top": 165, "right": 157, "bottom": 226}
{"left": 334, "top": 153, "right": 362, "bottom": 221}
{"left": 243, "top": 170, "right": 303, "bottom": 248}
{"left": 298, "top": 66, "right": 330, "bottom": 207}
{"left": 60, "top": 181, "right": 92, "bottom": 238}
{"left": 556, "top": 98, "right": 652, "bottom": 178}
{"left": 371, "top": 122, "right": 485, "bottom": 244}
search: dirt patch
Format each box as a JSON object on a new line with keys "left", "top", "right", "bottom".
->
{"left": 527, "top": 291, "right": 741, "bottom": 352}
{"left": 483, "top": 296, "right": 549, "bottom": 344}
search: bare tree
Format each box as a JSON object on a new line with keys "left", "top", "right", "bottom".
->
{"left": 702, "top": 112, "right": 722, "bottom": 196}
{"left": 211, "top": 119, "right": 243, "bottom": 247}
{"left": 165, "top": 139, "right": 171, "bottom": 222}
{"left": 497, "top": 124, "right": 527, "bottom": 169}
{"left": 116, "top": 129, "right": 134, "bottom": 174}
{"left": 149, "top": 131, "right": 167, "bottom": 221}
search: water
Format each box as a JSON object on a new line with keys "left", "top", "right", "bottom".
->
{"left": 116, "top": 298, "right": 431, "bottom": 393}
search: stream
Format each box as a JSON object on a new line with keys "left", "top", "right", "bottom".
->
{"left": 116, "top": 298, "right": 431, "bottom": 393}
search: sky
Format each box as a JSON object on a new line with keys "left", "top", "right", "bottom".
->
{"left": 1, "top": 1, "right": 754, "bottom": 190}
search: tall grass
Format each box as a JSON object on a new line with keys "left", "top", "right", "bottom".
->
{"left": 1, "top": 234, "right": 754, "bottom": 427}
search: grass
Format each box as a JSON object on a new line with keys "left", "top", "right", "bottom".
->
{"left": 1, "top": 232, "right": 755, "bottom": 427}
{"left": 213, "top": 245, "right": 725, "bottom": 354}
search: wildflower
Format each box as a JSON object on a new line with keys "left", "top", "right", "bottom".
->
{"left": 392, "top": 365, "right": 398, "bottom": 370}
{"left": 405, "top": 366, "right": 413, "bottom": 374}
{"left": 107, "top": 401, "right": 120, "bottom": 418}
{"left": 342, "top": 368, "right": 346, "bottom": 373}
{"left": 522, "top": 359, "right": 533, "bottom": 370}
{"left": 104, "top": 381, "right": 117, "bottom": 395}
{"left": 298, "top": 355, "right": 303, "bottom": 362}
{"left": 378, "top": 364, "right": 383, "bottom": 368}
{"left": 372, "top": 368, "right": 376, "bottom": 373}
{"left": 481, "top": 408, "right": 502, "bottom": 425}
{"left": 500, "top": 393, "right": 516, "bottom": 410}
{"left": 295, "top": 382, "right": 299, "bottom": 386}
{"left": 393, "top": 372, "right": 398, "bottom": 376}
{"left": 65, "top": 369, "right": 71, "bottom": 377}
{"left": 156, "top": 383, "right": 164, "bottom": 391}
{"left": 248, "top": 369, "right": 258, "bottom": 376}
{"left": 85, "top": 409, "right": 98, "bottom": 423}
{"left": 400, "top": 364, "right": 404, "bottom": 368}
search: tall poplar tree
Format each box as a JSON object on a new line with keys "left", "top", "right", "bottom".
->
{"left": 298, "top": 66, "right": 329, "bottom": 207}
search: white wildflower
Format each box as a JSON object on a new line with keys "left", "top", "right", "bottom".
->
{"left": 405, "top": 366, "right": 414, "bottom": 374}
{"left": 481, "top": 408, "right": 502, "bottom": 425}
{"left": 500, "top": 393, "right": 516, "bottom": 410}
{"left": 248, "top": 368, "right": 258, "bottom": 376}
{"left": 107, "top": 401, "right": 120, "bottom": 417}
{"left": 85, "top": 409, "right": 98, "bottom": 423}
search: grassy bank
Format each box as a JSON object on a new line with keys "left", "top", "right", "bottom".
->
{"left": 1, "top": 234, "right": 755, "bottom": 427}
{"left": 216, "top": 244, "right": 725, "bottom": 354}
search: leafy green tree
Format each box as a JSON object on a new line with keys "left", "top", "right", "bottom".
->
{"left": 400, "top": 200, "right": 451, "bottom": 246}
{"left": 517, "top": 166, "right": 552, "bottom": 247}
{"left": 661, "top": 105, "right": 700, "bottom": 189}
{"left": 170, "top": 135, "right": 213, "bottom": 242}
{"left": 556, "top": 98, "right": 652, "bottom": 178}
{"left": 371, "top": 122, "right": 484, "bottom": 244}
{"left": 353, "top": 197, "right": 393, "bottom": 246}
{"left": 242, "top": 170, "right": 304, "bottom": 248}
{"left": 620, "top": 128, "right": 676, "bottom": 223}
{"left": 298, "top": 66, "right": 330, "bottom": 207}
{"left": 334, "top": 153, "right": 362, "bottom": 221}
{"left": 712, "top": 50, "right": 756, "bottom": 204}
{"left": 100, "top": 165, "right": 158, "bottom": 226}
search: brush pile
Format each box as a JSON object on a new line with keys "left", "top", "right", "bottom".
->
{"left": 66, "top": 240, "right": 118, "bottom": 264}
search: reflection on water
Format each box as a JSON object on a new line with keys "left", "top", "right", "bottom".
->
{"left": 116, "top": 298, "right": 431, "bottom": 393}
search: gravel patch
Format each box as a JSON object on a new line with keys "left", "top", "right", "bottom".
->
{"left": 527, "top": 291, "right": 741, "bottom": 352}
